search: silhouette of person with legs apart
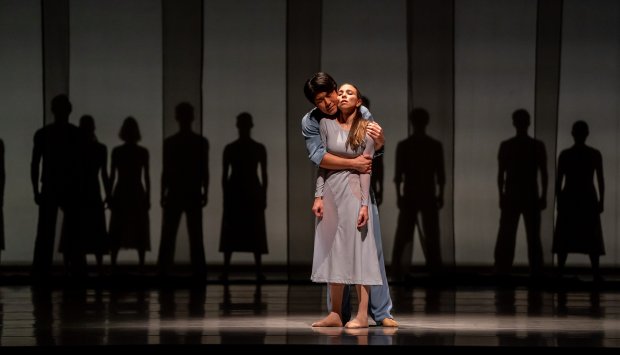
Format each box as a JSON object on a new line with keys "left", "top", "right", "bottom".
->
{"left": 391, "top": 108, "right": 445, "bottom": 281}
{"left": 31, "top": 94, "right": 82, "bottom": 279}
{"left": 494, "top": 109, "right": 547, "bottom": 277}
{"left": 59, "top": 115, "right": 110, "bottom": 276}
{"left": 553, "top": 120, "right": 605, "bottom": 281}
{"left": 109, "top": 117, "right": 151, "bottom": 273}
{"left": 158, "top": 102, "right": 209, "bottom": 279}
{"left": 219, "top": 113, "right": 268, "bottom": 282}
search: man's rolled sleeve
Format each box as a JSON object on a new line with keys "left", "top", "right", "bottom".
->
{"left": 301, "top": 109, "right": 326, "bottom": 167}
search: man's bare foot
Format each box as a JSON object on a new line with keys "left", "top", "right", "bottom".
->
{"left": 311, "top": 312, "right": 343, "bottom": 327}
{"left": 344, "top": 317, "right": 368, "bottom": 329}
{"left": 380, "top": 317, "right": 399, "bottom": 327}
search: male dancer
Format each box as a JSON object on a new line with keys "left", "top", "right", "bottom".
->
{"left": 302, "top": 72, "right": 398, "bottom": 327}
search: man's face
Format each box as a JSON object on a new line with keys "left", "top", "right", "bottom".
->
{"left": 313, "top": 90, "right": 339, "bottom": 116}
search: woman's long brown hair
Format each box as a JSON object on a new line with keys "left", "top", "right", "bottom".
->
{"left": 341, "top": 83, "right": 369, "bottom": 152}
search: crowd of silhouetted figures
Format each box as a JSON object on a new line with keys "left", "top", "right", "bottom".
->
{"left": 390, "top": 108, "right": 605, "bottom": 283}
{"left": 0, "top": 95, "right": 608, "bottom": 283}
{"left": 1, "top": 94, "right": 268, "bottom": 282}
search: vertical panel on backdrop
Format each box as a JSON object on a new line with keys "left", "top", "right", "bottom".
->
{"left": 160, "top": 0, "right": 206, "bottom": 273}
{"left": 286, "top": 0, "right": 322, "bottom": 277}
{"left": 454, "top": 0, "right": 537, "bottom": 267}
{"left": 0, "top": 0, "right": 43, "bottom": 262}
{"left": 70, "top": 0, "right": 163, "bottom": 265}
{"left": 394, "top": 0, "right": 454, "bottom": 279}
{"left": 204, "top": 0, "right": 287, "bottom": 270}
{"left": 321, "top": 0, "right": 408, "bottom": 268}
{"left": 558, "top": 0, "right": 620, "bottom": 267}
{"left": 534, "top": 0, "right": 563, "bottom": 267}
{"left": 42, "top": 0, "right": 69, "bottom": 125}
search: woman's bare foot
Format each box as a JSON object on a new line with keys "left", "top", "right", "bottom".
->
{"left": 344, "top": 317, "right": 368, "bottom": 329}
{"left": 311, "top": 312, "right": 343, "bottom": 327}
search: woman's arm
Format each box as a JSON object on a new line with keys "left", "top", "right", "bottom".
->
{"left": 357, "top": 135, "right": 375, "bottom": 227}
{"left": 313, "top": 168, "right": 325, "bottom": 218}
{"left": 360, "top": 136, "right": 375, "bottom": 207}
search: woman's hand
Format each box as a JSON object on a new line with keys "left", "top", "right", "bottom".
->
{"left": 357, "top": 205, "right": 369, "bottom": 228}
{"left": 312, "top": 197, "right": 324, "bottom": 218}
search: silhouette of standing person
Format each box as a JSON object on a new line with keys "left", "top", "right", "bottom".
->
{"left": 109, "top": 117, "right": 151, "bottom": 272}
{"left": 0, "top": 138, "right": 4, "bottom": 264}
{"left": 59, "top": 115, "right": 111, "bottom": 276}
{"left": 391, "top": 108, "right": 445, "bottom": 280}
{"left": 158, "top": 102, "right": 209, "bottom": 279}
{"left": 219, "top": 112, "right": 268, "bottom": 282}
{"left": 553, "top": 121, "right": 605, "bottom": 281}
{"left": 31, "top": 94, "right": 82, "bottom": 278}
{"left": 494, "top": 109, "right": 547, "bottom": 277}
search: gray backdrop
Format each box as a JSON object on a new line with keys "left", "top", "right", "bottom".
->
{"left": 0, "top": 0, "right": 619, "bottom": 269}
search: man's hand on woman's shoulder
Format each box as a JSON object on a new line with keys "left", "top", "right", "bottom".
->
{"left": 367, "top": 122, "right": 384, "bottom": 150}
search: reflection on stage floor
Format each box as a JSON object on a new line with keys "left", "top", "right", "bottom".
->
{"left": 0, "top": 274, "right": 619, "bottom": 353}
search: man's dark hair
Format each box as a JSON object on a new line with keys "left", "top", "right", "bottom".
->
{"left": 303, "top": 72, "right": 337, "bottom": 104}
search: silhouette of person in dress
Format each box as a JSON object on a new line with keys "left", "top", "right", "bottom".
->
{"left": 553, "top": 120, "right": 605, "bottom": 281}
{"left": 108, "top": 117, "right": 151, "bottom": 272}
{"left": 59, "top": 115, "right": 110, "bottom": 276}
{"left": 494, "top": 109, "right": 547, "bottom": 277}
{"left": 219, "top": 112, "right": 268, "bottom": 282}
{"left": 31, "top": 94, "right": 82, "bottom": 278}
{"left": 158, "top": 102, "right": 209, "bottom": 279}
{"left": 391, "top": 108, "right": 445, "bottom": 280}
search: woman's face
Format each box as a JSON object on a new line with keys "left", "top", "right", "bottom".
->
{"left": 337, "top": 84, "right": 361, "bottom": 111}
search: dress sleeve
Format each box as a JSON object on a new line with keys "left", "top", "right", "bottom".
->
{"left": 359, "top": 105, "right": 385, "bottom": 159}
{"left": 360, "top": 134, "right": 375, "bottom": 206}
{"left": 315, "top": 168, "right": 326, "bottom": 197}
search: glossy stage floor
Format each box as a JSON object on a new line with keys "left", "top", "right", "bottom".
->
{"left": 0, "top": 271, "right": 619, "bottom": 354}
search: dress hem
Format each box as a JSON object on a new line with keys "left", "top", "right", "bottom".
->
{"left": 310, "top": 277, "right": 382, "bottom": 286}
